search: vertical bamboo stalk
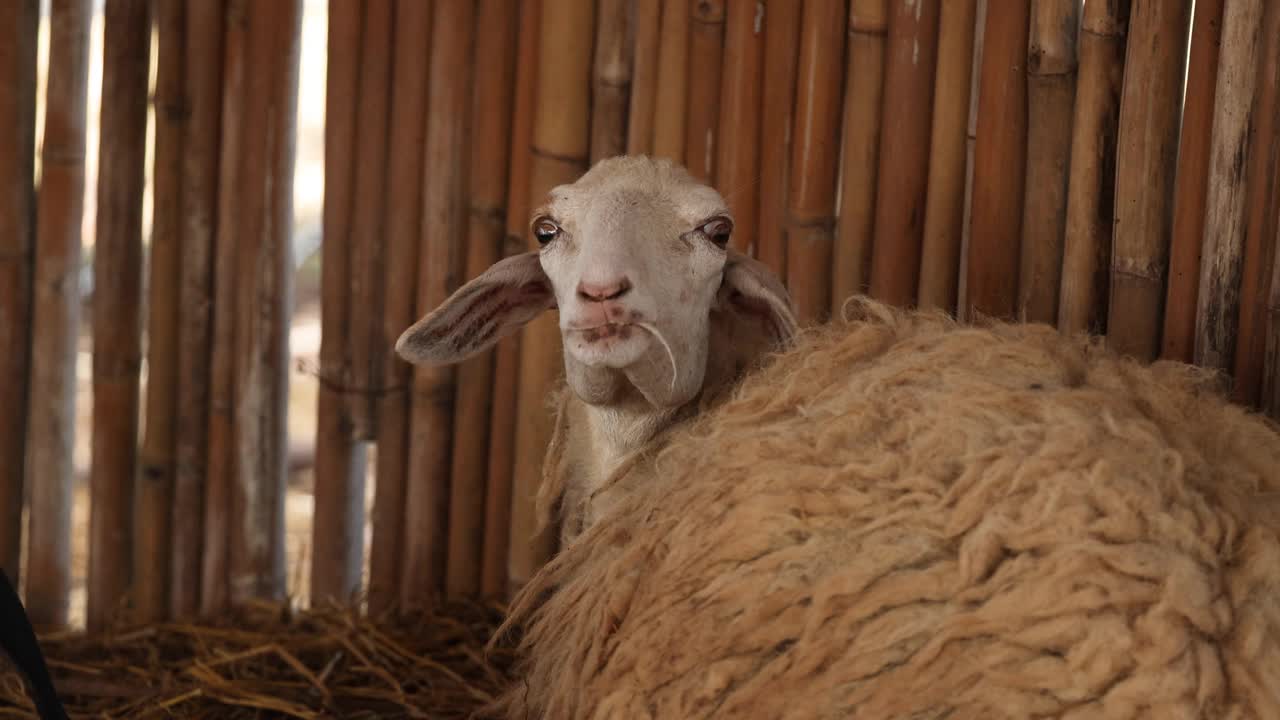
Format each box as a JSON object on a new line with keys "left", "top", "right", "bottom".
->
{"left": 447, "top": 0, "right": 520, "bottom": 600}
{"left": 230, "top": 0, "right": 301, "bottom": 605}
{"left": 1017, "top": 0, "right": 1078, "bottom": 325}
{"left": 25, "top": 0, "right": 92, "bottom": 629}
{"left": 1267, "top": 242, "right": 1280, "bottom": 418}
{"left": 1194, "top": 0, "right": 1264, "bottom": 372}
{"left": 652, "top": 0, "right": 690, "bottom": 161}
{"left": 591, "top": 0, "right": 633, "bottom": 163}
{"left": 87, "top": 0, "right": 151, "bottom": 632}
{"left": 509, "top": 0, "right": 596, "bottom": 597}
{"left": 135, "top": 0, "right": 187, "bottom": 624}
{"left": 1057, "top": 0, "right": 1129, "bottom": 335}
{"left": 201, "top": 0, "right": 248, "bottom": 617}
{"left": 169, "top": 0, "right": 227, "bottom": 620}
{"left": 483, "top": 0, "right": 542, "bottom": 601}
{"left": 965, "top": 0, "right": 1029, "bottom": 322}
{"left": 1106, "top": 0, "right": 1189, "bottom": 361}
{"left": 716, "top": 0, "right": 764, "bottom": 255}
{"left": 686, "top": 0, "right": 726, "bottom": 181}
{"left": 956, "top": 0, "right": 986, "bottom": 317}
{"left": 370, "top": 0, "right": 432, "bottom": 616}
{"left": 627, "top": 0, "right": 662, "bottom": 155}
{"left": 756, "top": 0, "right": 803, "bottom": 276}
{"left": 917, "top": 0, "right": 976, "bottom": 314}
{"left": 402, "top": 0, "right": 477, "bottom": 606}
{"left": 867, "top": 0, "right": 940, "bottom": 309}
{"left": 1162, "top": 0, "right": 1223, "bottom": 362}
{"left": 0, "top": 0, "right": 40, "bottom": 583}
{"left": 785, "top": 0, "right": 847, "bottom": 323}
{"left": 1232, "top": 0, "right": 1280, "bottom": 405}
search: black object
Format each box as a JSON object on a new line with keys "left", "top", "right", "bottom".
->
{"left": 0, "top": 569, "right": 67, "bottom": 719}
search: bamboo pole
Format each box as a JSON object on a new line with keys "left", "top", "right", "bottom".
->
{"left": 447, "top": 0, "right": 520, "bottom": 599}
{"left": 312, "top": 0, "right": 380, "bottom": 608}
{"left": 716, "top": 0, "right": 764, "bottom": 255}
{"left": 230, "top": 0, "right": 301, "bottom": 605}
{"left": 169, "top": 0, "right": 227, "bottom": 620}
{"left": 0, "top": 0, "right": 40, "bottom": 583}
{"left": 686, "top": 0, "right": 726, "bottom": 182}
{"left": 509, "top": 0, "right": 596, "bottom": 597}
{"left": 25, "top": 0, "right": 92, "bottom": 629}
{"left": 591, "top": 0, "right": 633, "bottom": 163}
{"left": 917, "top": 0, "right": 976, "bottom": 315}
{"left": 867, "top": 0, "right": 939, "bottom": 309}
{"left": 1162, "top": 0, "right": 1223, "bottom": 362}
{"left": 956, "top": 0, "right": 986, "bottom": 317}
{"left": 1194, "top": 0, "right": 1264, "bottom": 372}
{"left": 483, "top": 0, "right": 542, "bottom": 601}
{"left": 626, "top": 0, "right": 662, "bottom": 155}
{"left": 1017, "top": 0, "right": 1078, "bottom": 325}
{"left": 965, "top": 0, "right": 1029, "bottom": 322}
{"left": 1232, "top": 0, "right": 1280, "bottom": 405}
{"left": 756, "top": 0, "right": 802, "bottom": 276}
{"left": 1057, "top": 0, "right": 1128, "bottom": 335}
{"left": 1266, "top": 210, "right": 1280, "bottom": 417}
{"left": 402, "top": 0, "right": 477, "bottom": 606}
{"left": 652, "top": 0, "right": 690, "bottom": 161}
{"left": 370, "top": 0, "right": 432, "bottom": 616}
{"left": 201, "top": 0, "right": 248, "bottom": 617}
{"left": 785, "top": 0, "right": 847, "bottom": 323}
{"left": 87, "top": 0, "right": 151, "bottom": 632}
{"left": 1106, "top": 0, "right": 1189, "bottom": 361}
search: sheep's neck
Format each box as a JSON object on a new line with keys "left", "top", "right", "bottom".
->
{"left": 582, "top": 398, "right": 679, "bottom": 495}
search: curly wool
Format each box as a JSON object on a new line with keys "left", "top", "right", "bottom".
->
{"left": 494, "top": 297, "right": 1280, "bottom": 720}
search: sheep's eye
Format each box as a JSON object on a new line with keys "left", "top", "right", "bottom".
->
{"left": 701, "top": 217, "right": 733, "bottom": 247}
{"left": 533, "top": 218, "right": 560, "bottom": 245}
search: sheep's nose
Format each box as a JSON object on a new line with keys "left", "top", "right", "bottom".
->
{"left": 577, "top": 277, "right": 632, "bottom": 302}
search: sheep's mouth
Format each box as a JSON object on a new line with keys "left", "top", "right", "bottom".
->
{"left": 574, "top": 323, "right": 636, "bottom": 343}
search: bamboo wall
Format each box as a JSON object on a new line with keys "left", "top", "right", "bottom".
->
{"left": 1, "top": 0, "right": 1278, "bottom": 632}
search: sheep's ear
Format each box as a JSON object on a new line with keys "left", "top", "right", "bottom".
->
{"left": 716, "top": 249, "right": 798, "bottom": 346}
{"left": 396, "top": 251, "right": 556, "bottom": 366}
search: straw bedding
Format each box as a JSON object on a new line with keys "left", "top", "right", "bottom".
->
{"left": 497, "top": 297, "right": 1280, "bottom": 719}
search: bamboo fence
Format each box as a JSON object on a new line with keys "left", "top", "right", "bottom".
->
{"left": 3, "top": 0, "right": 1279, "bottom": 637}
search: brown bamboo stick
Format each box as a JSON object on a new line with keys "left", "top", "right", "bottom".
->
{"left": 1162, "top": 0, "right": 1223, "bottom": 363}
{"left": 784, "top": 0, "right": 847, "bottom": 323}
{"left": 956, "top": 0, "right": 986, "bottom": 318}
{"left": 1194, "top": 0, "right": 1264, "bottom": 372}
{"left": 591, "top": 0, "right": 633, "bottom": 163}
{"left": 25, "top": 0, "right": 92, "bottom": 629}
{"left": 1017, "top": 0, "right": 1078, "bottom": 325}
{"left": 312, "top": 0, "right": 379, "bottom": 608}
{"left": 965, "top": 0, "right": 1029, "bottom": 322}
{"left": 446, "top": 0, "right": 520, "bottom": 600}
{"left": 201, "top": 0, "right": 249, "bottom": 618}
{"left": 0, "top": 0, "right": 40, "bottom": 583}
{"left": 87, "top": 0, "right": 151, "bottom": 632}
{"left": 402, "top": 0, "right": 477, "bottom": 606}
{"left": 483, "top": 0, "right": 542, "bottom": 601}
{"left": 1266, "top": 206, "right": 1280, "bottom": 417}
{"left": 716, "top": 0, "right": 764, "bottom": 255}
{"left": 1106, "top": 0, "right": 1189, "bottom": 361}
{"left": 230, "top": 0, "right": 301, "bottom": 606}
{"left": 370, "top": 0, "right": 432, "bottom": 616}
{"left": 626, "top": 0, "right": 662, "bottom": 155}
{"left": 1232, "top": 0, "right": 1280, "bottom": 405}
{"left": 169, "top": 0, "right": 227, "bottom": 620}
{"left": 1057, "top": 0, "right": 1128, "bottom": 335}
{"left": 652, "top": 0, "right": 691, "bottom": 161}
{"left": 867, "top": 0, "right": 940, "bottom": 309}
{"left": 756, "top": 0, "right": 803, "bottom": 276}
{"left": 509, "top": 0, "right": 596, "bottom": 597}
{"left": 686, "top": 0, "right": 726, "bottom": 182}
{"left": 917, "top": 0, "right": 976, "bottom": 315}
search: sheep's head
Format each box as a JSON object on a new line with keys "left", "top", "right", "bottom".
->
{"left": 395, "top": 155, "right": 796, "bottom": 410}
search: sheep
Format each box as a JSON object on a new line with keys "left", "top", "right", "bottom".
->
{"left": 485, "top": 297, "right": 1280, "bottom": 719}
{"left": 395, "top": 155, "right": 798, "bottom": 544}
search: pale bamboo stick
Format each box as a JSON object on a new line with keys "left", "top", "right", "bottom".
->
{"left": 716, "top": 0, "right": 765, "bottom": 255}
{"left": 626, "top": 0, "right": 662, "bottom": 155}
{"left": 652, "top": 0, "right": 690, "bottom": 161}
{"left": 756, "top": 0, "right": 803, "bottom": 276}
{"left": 686, "top": 0, "right": 725, "bottom": 182}
{"left": 591, "top": 0, "right": 633, "bottom": 163}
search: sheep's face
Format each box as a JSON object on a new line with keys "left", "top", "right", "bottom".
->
{"left": 395, "top": 155, "right": 796, "bottom": 410}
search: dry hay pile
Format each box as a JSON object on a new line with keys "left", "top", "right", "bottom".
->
{"left": 499, "top": 297, "right": 1280, "bottom": 719}
{"left": 0, "top": 599, "right": 514, "bottom": 719}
